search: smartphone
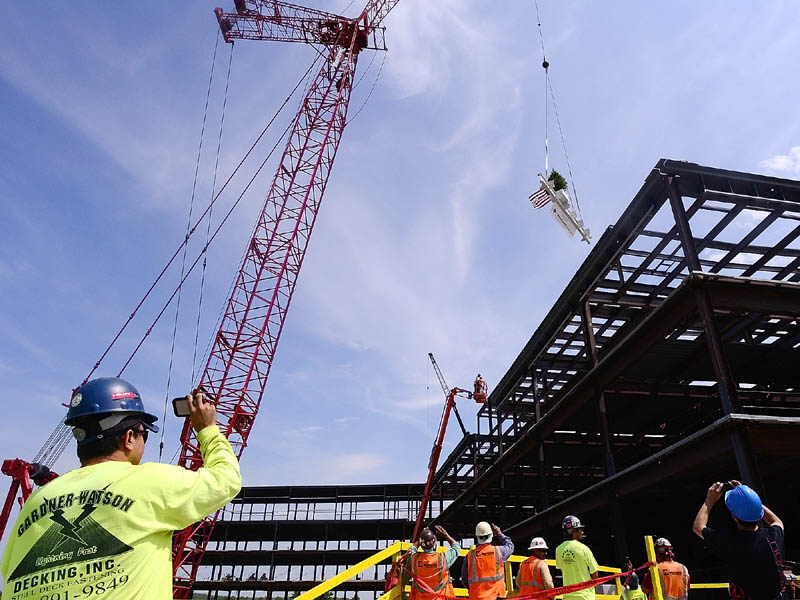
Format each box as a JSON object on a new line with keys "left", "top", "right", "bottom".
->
{"left": 172, "top": 397, "right": 191, "bottom": 418}
{"left": 721, "top": 482, "right": 734, "bottom": 492}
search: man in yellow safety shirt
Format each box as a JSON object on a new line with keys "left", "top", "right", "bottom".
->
{"left": 462, "top": 522, "right": 514, "bottom": 600}
{"left": 556, "top": 515, "right": 599, "bottom": 599}
{"left": 1, "top": 377, "right": 242, "bottom": 600}
{"left": 517, "top": 537, "right": 554, "bottom": 594}
{"left": 641, "top": 538, "right": 689, "bottom": 600}
{"left": 406, "top": 525, "right": 461, "bottom": 600}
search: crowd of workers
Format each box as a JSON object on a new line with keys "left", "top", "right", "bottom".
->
{"left": 407, "top": 480, "right": 790, "bottom": 600}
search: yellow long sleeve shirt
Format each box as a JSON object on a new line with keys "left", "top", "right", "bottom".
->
{"left": 1, "top": 425, "right": 241, "bottom": 600}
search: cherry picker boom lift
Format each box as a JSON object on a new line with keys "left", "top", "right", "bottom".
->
{"left": 412, "top": 353, "right": 483, "bottom": 542}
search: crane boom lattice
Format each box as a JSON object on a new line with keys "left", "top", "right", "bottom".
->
{"left": 171, "top": 1, "right": 399, "bottom": 596}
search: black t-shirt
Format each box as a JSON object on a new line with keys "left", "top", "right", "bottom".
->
{"left": 702, "top": 525, "right": 785, "bottom": 600}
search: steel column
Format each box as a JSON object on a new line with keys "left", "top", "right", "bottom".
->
{"left": 533, "top": 373, "right": 548, "bottom": 511}
{"left": 665, "top": 175, "right": 762, "bottom": 490}
{"left": 581, "top": 300, "right": 616, "bottom": 477}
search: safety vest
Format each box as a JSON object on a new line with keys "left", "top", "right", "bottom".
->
{"left": 466, "top": 544, "right": 506, "bottom": 600}
{"left": 518, "top": 557, "right": 546, "bottom": 595}
{"left": 409, "top": 551, "right": 454, "bottom": 600}
{"left": 656, "top": 561, "right": 689, "bottom": 600}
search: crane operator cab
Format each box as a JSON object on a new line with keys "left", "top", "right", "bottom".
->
{"left": 473, "top": 374, "right": 488, "bottom": 404}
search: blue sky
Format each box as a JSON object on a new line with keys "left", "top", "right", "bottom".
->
{"left": 2, "top": 0, "right": 800, "bottom": 548}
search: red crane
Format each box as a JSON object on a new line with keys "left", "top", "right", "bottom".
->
{"left": 0, "top": 1, "right": 400, "bottom": 597}
{"left": 171, "top": 1, "right": 399, "bottom": 596}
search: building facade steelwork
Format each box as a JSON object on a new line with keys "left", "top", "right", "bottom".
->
{"left": 193, "top": 484, "right": 425, "bottom": 599}
{"left": 199, "top": 160, "right": 800, "bottom": 595}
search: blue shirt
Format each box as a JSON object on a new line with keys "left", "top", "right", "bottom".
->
{"left": 407, "top": 542, "right": 462, "bottom": 569}
{"left": 460, "top": 534, "right": 515, "bottom": 584}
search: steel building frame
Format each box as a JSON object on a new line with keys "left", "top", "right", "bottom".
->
{"left": 199, "top": 160, "right": 800, "bottom": 592}
{"left": 430, "top": 159, "right": 800, "bottom": 572}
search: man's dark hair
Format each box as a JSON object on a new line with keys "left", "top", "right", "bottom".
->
{"left": 76, "top": 416, "right": 145, "bottom": 464}
{"left": 77, "top": 431, "right": 128, "bottom": 464}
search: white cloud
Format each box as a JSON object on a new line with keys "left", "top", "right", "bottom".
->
{"left": 334, "top": 416, "right": 360, "bottom": 424}
{"left": 281, "top": 425, "right": 325, "bottom": 439}
{"left": 320, "top": 452, "right": 387, "bottom": 480}
{"left": 760, "top": 146, "right": 800, "bottom": 174}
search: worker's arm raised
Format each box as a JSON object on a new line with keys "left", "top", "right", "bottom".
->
{"left": 435, "top": 525, "right": 456, "bottom": 546}
{"left": 762, "top": 505, "right": 783, "bottom": 529}
{"left": 145, "top": 392, "right": 242, "bottom": 530}
{"left": 692, "top": 481, "right": 723, "bottom": 538}
{"left": 492, "top": 523, "right": 515, "bottom": 560}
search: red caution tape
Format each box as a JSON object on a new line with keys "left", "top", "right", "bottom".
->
{"left": 387, "top": 553, "right": 653, "bottom": 600}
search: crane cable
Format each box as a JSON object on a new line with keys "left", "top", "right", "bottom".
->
{"left": 159, "top": 33, "right": 234, "bottom": 462}
{"left": 534, "top": 0, "right": 583, "bottom": 220}
{"left": 193, "top": 39, "right": 234, "bottom": 384}
{"left": 346, "top": 52, "right": 387, "bottom": 126}
{"left": 82, "top": 52, "right": 323, "bottom": 385}
{"left": 114, "top": 58, "right": 322, "bottom": 378}
{"left": 31, "top": 52, "right": 322, "bottom": 470}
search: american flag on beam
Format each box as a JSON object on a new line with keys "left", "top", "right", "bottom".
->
{"left": 529, "top": 185, "right": 551, "bottom": 209}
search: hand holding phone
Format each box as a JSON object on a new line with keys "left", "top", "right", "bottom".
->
{"left": 188, "top": 391, "right": 217, "bottom": 432}
{"left": 172, "top": 390, "right": 217, "bottom": 432}
{"left": 172, "top": 396, "right": 191, "bottom": 418}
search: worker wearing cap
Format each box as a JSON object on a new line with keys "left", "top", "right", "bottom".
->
{"left": 462, "top": 522, "right": 514, "bottom": 600}
{"left": 406, "top": 525, "right": 460, "bottom": 600}
{"left": 556, "top": 515, "right": 599, "bottom": 599}
{"left": 692, "top": 480, "right": 785, "bottom": 600}
{"left": 1, "top": 377, "right": 242, "bottom": 600}
{"left": 517, "top": 537, "right": 554, "bottom": 594}
{"left": 641, "top": 538, "right": 689, "bottom": 600}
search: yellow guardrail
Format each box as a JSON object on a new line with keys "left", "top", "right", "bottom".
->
{"left": 295, "top": 542, "right": 404, "bottom": 600}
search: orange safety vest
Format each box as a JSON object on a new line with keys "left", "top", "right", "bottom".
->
{"left": 519, "top": 556, "right": 547, "bottom": 596}
{"left": 656, "top": 561, "right": 689, "bottom": 600}
{"left": 517, "top": 557, "right": 546, "bottom": 595}
{"left": 409, "top": 551, "right": 454, "bottom": 600}
{"left": 466, "top": 545, "right": 506, "bottom": 600}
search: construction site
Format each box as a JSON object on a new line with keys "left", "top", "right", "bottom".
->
{"left": 1, "top": 2, "right": 800, "bottom": 600}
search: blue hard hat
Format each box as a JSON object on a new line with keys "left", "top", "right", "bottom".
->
{"left": 66, "top": 377, "right": 158, "bottom": 440}
{"left": 724, "top": 484, "right": 764, "bottom": 523}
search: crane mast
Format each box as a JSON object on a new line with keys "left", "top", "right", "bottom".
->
{"left": 172, "top": 1, "right": 399, "bottom": 595}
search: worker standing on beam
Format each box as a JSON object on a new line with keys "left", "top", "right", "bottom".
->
{"left": 406, "top": 525, "right": 460, "bottom": 600}
{"left": 640, "top": 538, "right": 689, "bottom": 600}
{"left": 462, "top": 522, "right": 514, "bottom": 600}
{"left": 555, "top": 515, "right": 599, "bottom": 600}
{"left": 0, "top": 378, "right": 242, "bottom": 600}
{"left": 517, "top": 537, "right": 555, "bottom": 594}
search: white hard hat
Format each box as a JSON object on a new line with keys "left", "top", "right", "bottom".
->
{"left": 475, "top": 521, "right": 492, "bottom": 540}
{"left": 528, "top": 537, "right": 548, "bottom": 551}
{"left": 655, "top": 537, "right": 672, "bottom": 549}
